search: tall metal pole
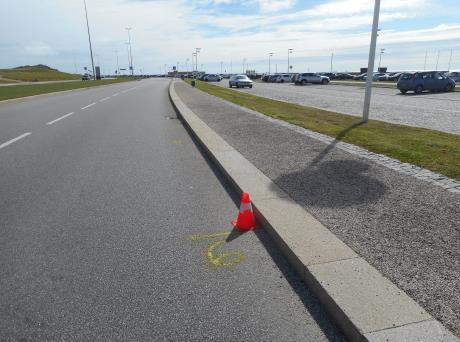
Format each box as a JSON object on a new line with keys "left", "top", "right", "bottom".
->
{"left": 424, "top": 49, "right": 428, "bottom": 71}
{"left": 287, "top": 49, "right": 293, "bottom": 73}
{"left": 83, "top": 0, "right": 96, "bottom": 80}
{"left": 378, "top": 48, "right": 385, "bottom": 71}
{"left": 448, "top": 48, "right": 453, "bottom": 71}
{"left": 330, "top": 53, "right": 334, "bottom": 73}
{"left": 362, "top": 0, "right": 381, "bottom": 123}
{"left": 115, "top": 50, "right": 120, "bottom": 75}
{"left": 125, "top": 43, "right": 131, "bottom": 73}
{"left": 195, "top": 48, "right": 201, "bottom": 74}
{"left": 269, "top": 53, "right": 273, "bottom": 75}
{"left": 436, "top": 50, "right": 440, "bottom": 71}
{"left": 126, "top": 28, "right": 134, "bottom": 75}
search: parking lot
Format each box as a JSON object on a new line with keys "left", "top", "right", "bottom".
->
{"left": 214, "top": 81, "right": 460, "bottom": 135}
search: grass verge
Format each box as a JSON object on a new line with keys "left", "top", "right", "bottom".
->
{"left": 0, "top": 68, "right": 80, "bottom": 82}
{"left": 184, "top": 79, "right": 460, "bottom": 180}
{"left": 0, "top": 78, "right": 141, "bottom": 101}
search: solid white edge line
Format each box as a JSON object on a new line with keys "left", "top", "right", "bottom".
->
{"left": 81, "top": 102, "right": 96, "bottom": 110}
{"left": 46, "top": 112, "right": 75, "bottom": 125}
{"left": 0, "top": 132, "right": 32, "bottom": 150}
{"left": 99, "top": 97, "right": 110, "bottom": 102}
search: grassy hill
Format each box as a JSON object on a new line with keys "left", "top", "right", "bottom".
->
{"left": 0, "top": 65, "right": 80, "bottom": 82}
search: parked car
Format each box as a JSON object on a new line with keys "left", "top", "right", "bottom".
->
{"left": 268, "top": 75, "right": 278, "bottom": 82}
{"left": 446, "top": 71, "right": 460, "bottom": 83}
{"left": 353, "top": 73, "right": 367, "bottom": 80}
{"left": 397, "top": 71, "right": 456, "bottom": 94}
{"left": 320, "top": 73, "right": 337, "bottom": 80}
{"left": 275, "top": 74, "right": 292, "bottom": 83}
{"left": 82, "top": 74, "right": 91, "bottom": 81}
{"left": 335, "top": 73, "right": 355, "bottom": 80}
{"left": 229, "top": 75, "right": 253, "bottom": 88}
{"left": 294, "top": 73, "right": 330, "bottom": 85}
{"left": 203, "top": 74, "right": 222, "bottom": 82}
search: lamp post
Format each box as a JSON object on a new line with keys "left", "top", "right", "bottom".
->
{"left": 424, "top": 49, "right": 428, "bottom": 71}
{"left": 330, "top": 53, "right": 334, "bottom": 73}
{"left": 125, "top": 27, "right": 134, "bottom": 75}
{"left": 82, "top": 0, "right": 96, "bottom": 80}
{"left": 115, "top": 50, "right": 120, "bottom": 75}
{"left": 242, "top": 58, "right": 246, "bottom": 73}
{"left": 287, "top": 48, "right": 293, "bottom": 73}
{"left": 195, "top": 48, "right": 201, "bottom": 73}
{"left": 378, "top": 48, "right": 385, "bottom": 71}
{"left": 436, "top": 50, "right": 440, "bottom": 70}
{"left": 448, "top": 48, "right": 453, "bottom": 71}
{"left": 362, "top": 0, "right": 381, "bottom": 123}
{"left": 269, "top": 52, "right": 274, "bottom": 75}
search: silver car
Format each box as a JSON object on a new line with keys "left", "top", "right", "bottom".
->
{"left": 203, "top": 74, "right": 222, "bottom": 82}
{"left": 229, "top": 75, "right": 253, "bottom": 88}
{"left": 294, "top": 73, "right": 329, "bottom": 85}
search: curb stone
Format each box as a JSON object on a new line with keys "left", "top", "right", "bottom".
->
{"left": 169, "top": 80, "right": 459, "bottom": 342}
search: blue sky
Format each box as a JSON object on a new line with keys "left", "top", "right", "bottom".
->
{"left": 1, "top": 0, "right": 459, "bottom": 74}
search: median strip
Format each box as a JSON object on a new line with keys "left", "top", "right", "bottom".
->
{"left": 0, "top": 132, "right": 31, "bottom": 150}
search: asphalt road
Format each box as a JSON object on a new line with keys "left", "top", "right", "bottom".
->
{"left": 214, "top": 80, "right": 460, "bottom": 134}
{"left": 0, "top": 79, "right": 345, "bottom": 341}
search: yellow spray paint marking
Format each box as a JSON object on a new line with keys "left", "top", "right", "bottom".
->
{"left": 189, "top": 231, "right": 245, "bottom": 269}
{"left": 172, "top": 139, "right": 183, "bottom": 145}
{"left": 189, "top": 231, "right": 230, "bottom": 241}
{"left": 206, "top": 240, "right": 245, "bottom": 268}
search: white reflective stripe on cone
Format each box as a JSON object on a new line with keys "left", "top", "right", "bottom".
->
{"left": 240, "top": 202, "right": 253, "bottom": 213}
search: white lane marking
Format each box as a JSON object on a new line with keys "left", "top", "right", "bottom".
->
{"left": 46, "top": 112, "right": 75, "bottom": 125}
{"left": 112, "top": 93, "right": 120, "bottom": 97}
{"left": 81, "top": 102, "right": 96, "bottom": 110}
{"left": 0, "top": 132, "right": 32, "bottom": 150}
{"left": 99, "top": 97, "right": 111, "bottom": 102}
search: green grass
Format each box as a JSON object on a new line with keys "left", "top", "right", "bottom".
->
{"left": 0, "top": 78, "right": 141, "bottom": 101}
{"left": 184, "top": 79, "right": 460, "bottom": 180}
{"left": 0, "top": 67, "right": 80, "bottom": 82}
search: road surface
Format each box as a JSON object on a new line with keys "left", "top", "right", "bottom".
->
{"left": 0, "top": 79, "right": 345, "bottom": 341}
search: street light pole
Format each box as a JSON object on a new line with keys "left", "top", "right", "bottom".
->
{"left": 424, "top": 49, "right": 428, "bottom": 71}
{"left": 448, "top": 48, "right": 453, "bottom": 71}
{"left": 115, "top": 50, "right": 120, "bottom": 75}
{"left": 378, "top": 48, "right": 385, "bottom": 71}
{"left": 195, "top": 48, "right": 201, "bottom": 73}
{"left": 83, "top": 0, "right": 96, "bottom": 80}
{"left": 287, "top": 49, "right": 293, "bottom": 73}
{"left": 436, "top": 50, "right": 440, "bottom": 70}
{"left": 362, "top": 0, "right": 381, "bottom": 123}
{"left": 330, "top": 53, "right": 334, "bottom": 73}
{"left": 269, "top": 52, "right": 273, "bottom": 75}
{"left": 125, "top": 27, "right": 134, "bottom": 75}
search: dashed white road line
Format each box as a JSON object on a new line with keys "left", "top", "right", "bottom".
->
{"left": 81, "top": 102, "right": 96, "bottom": 110}
{"left": 112, "top": 93, "right": 120, "bottom": 97}
{"left": 99, "top": 97, "right": 111, "bottom": 102}
{"left": 0, "top": 132, "right": 32, "bottom": 150}
{"left": 46, "top": 112, "right": 75, "bottom": 125}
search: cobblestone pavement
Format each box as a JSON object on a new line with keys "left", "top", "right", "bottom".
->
{"left": 175, "top": 81, "right": 460, "bottom": 337}
{"left": 214, "top": 81, "right": 460, "bottom": 134}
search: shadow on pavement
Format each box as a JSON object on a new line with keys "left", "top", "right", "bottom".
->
{"left": 273, "top": 159, "right": 386, "bottom": 208}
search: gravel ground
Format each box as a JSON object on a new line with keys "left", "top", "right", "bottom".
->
{"left": 214, "top": 81, "right": 460, "bottom": 134}
{"left": 175, "top": 81, "right": 460, "bottom": 337}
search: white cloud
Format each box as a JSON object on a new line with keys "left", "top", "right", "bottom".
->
{"left": 23, "top": 42, "right": 57, "bottom": 56}
{"left": 255, "top": 0, "right": 296, "bottom": 12}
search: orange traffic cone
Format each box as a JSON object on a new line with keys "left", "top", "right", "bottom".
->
{"left": 232, "top": 192, "right": 257, "bottom": 231}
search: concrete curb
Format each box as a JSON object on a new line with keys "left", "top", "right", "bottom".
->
{"left": 0, "top": 80, "right": 140, "bottom": 105}
{"left": 169, "top": 80, "right": 458, "bottom": 342}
